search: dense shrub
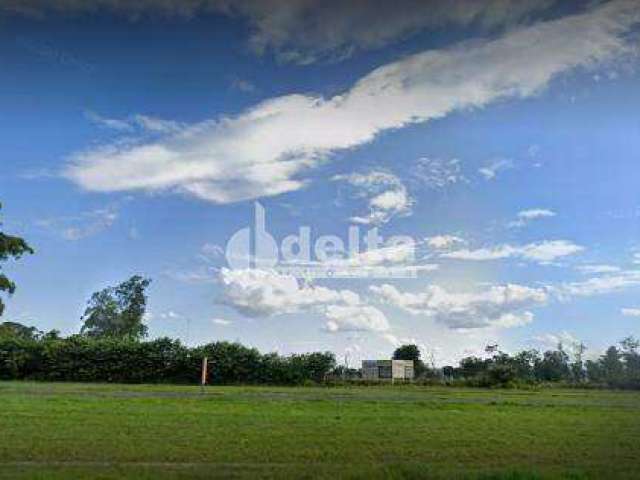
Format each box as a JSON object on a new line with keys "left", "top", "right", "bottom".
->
{"left": 3, "top": 326, "right": 640, "bottom": 389}
{"left": 0, "top": 335, "right": 335, "bottom": 385}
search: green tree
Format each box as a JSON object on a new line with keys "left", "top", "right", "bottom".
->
{"left": 511, "top": 349, "right": 540, "bottom": 382}
{"left": 0, "top": 321, "right": 42, "bottom": 340}
{"left": 459, "top": 356, "right": 488, "bottom": 379}
{"left": 0, "top": 203, "right": 34, "bottom": 317}
{"left": 620, "top": 336, "right": 640, "bottom": 388}
{"left": 393, "top": 344, "right": 426, "bottom": 376}
{"left": 80, "top": 275, "right": 151, "bottom": 339}
{"left": 570, "top": 342, "right": 587, "bottom": 383}
{"left": 535, "top": 347, "right": 571, "bottom": 382}
{"left": 600, "top": 345, "right": 624, "bottom": 385}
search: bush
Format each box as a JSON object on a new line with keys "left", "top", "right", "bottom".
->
{"left": 0, "top": 336, "right": 335, "bottom": 385}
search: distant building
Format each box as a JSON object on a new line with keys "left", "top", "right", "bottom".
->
{"left": 362, "top": 360, "right": 414, "bottom": 381}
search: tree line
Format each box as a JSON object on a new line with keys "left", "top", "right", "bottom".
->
{"left": 2, "top": 320, "right": 639, "bottom": 387}
{"left": 2, "top": 202, "right": 640, "bottom": 388}
{"left": 391, "top": 340, "right": 640, "bottom": 389}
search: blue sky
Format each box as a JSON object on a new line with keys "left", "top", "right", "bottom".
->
{"left": 1, "top": 0, "right": 640, "bottom": 365}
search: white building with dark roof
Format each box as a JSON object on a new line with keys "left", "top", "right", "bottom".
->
{"left": 362, "top": 360, "right": 414, "bottom": 381}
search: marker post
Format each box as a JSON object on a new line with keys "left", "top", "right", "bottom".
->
{"left": 201, "top": 357, "right": 208, "bottom": 394}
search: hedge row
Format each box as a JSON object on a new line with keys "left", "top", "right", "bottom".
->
{"left": 0, "top": 336, "right": 336, "bottom": 385}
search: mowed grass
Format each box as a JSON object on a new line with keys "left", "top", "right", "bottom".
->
{"left": 0, "top": 382, "right": 639, "bottom": 479}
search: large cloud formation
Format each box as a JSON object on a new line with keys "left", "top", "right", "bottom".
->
{"left": 218, "top": 268, "right": 390, "bottom": 332}
{"left": 64, "top": 0, "right": 640, "bottom": 203}
{"left": 371, "top": 283, "right": 548, "bottom": 329}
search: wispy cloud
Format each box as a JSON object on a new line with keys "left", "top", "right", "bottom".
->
{"left": 333, "top": 171, "right": 412, "bottom": 225}
{"left": 553, "top": 270, "right": 640, "bottom": 299}
{"left": 65, "top": 1, "right": 640, "bottom": 203}
{"left": 425, "top": 235, "right": 466, "bottom": 250}
{"left": 211, "top": 318, "right": 232, "bottom": 326}
{"left": 532, "top": 331, "right": 582, "bottom": 353}
{"left": 85, "top": 110, "right": 184, "bottom": 134}
{"left": 160, "top": 310, "right": 182, "bottom": 320}
{"left": 508, "top": 208, "right": 556, "bottom": 228}
{"left": 577, "top": 264, "right": 621, "bottom": 274}
{"left": 230, "top": 77, "right": 257, "bottom": 93}
{"left": 442, "top": 240, "right": 583, "bottom": 264}
{"left": 412, "top": 157, "right": 467, "bottom": 189}
{"left": 35, "top": 205, "right": 119, "bottom": 241}
{"left": 479, "top": 158, "right": 513, "bottom": 180}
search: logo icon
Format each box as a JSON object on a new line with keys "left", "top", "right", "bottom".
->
{"left": 225, "top": 202, "right": 279, "bottom": 269}
{"left": 225, "top": 202, "right": 417, "bottom": 278}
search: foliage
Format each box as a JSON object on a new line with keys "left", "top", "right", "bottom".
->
{"left": 438, "top": 337, "right": 640, "bottom": 389}
{"left": 80, "top": 275, "right": 151, "bottom": 340}
{"left": 0, "top": 203, "right": 34, "bottom": 317}
{"left": 1, "top": 319, "right": 639, "bottom": 389}
{"left": 535, "top": 348, "right": 571, "bottom": 382}
{"left": 0, "top": 334, "right": 335, "bottom": 385}
{"left": 0, "top": 321, "right": 42, "bottom": 340}
{"left": 393, "top": 343, "right": 427, "bottom": 377}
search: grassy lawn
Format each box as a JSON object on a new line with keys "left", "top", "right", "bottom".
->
{"left": 0, "top": 382, "right": 638, "bottom": 479}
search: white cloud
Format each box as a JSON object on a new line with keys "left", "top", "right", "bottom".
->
{"left": 518, "top": 209, "right": 556, "bottom": 220}
{"left": 509, "top": 208, "right": 556, "bottom": 228}
{"left": 65, "top": 1, "right": 640, "bottom": 203}
{"left": 371, "top": 283, "right": 547, "bottom": 329}
{"left": 442, "top": 240, "right": 583, "bottom": 264}
{"left": 426, "top": 235, "right": 466, "bottom": 250}
{"left": 200, "top": 243, "right": 225, "bottom": 261}
{"left": 577, "top": 264, "right": 621, "bottom": 274}
{"left": 633, "top": 253, "right": 640, "bottom": 265}
{"left": 211, "top": 318, "right": 232, "bottom": 325}
{"left": 85, "top": 110, "right": 183, "bottom": 134}
{"left": 218, "top": 268, "right": 389, "bottom": 332}
{"left": 35, "top": 205, "right": 119, "bottom": 241}
{"left": 412, "top": 157, "right": 467, "bottom": 189}
{"left": 297, "top": 241, "right": 439, "bottom": 277}
{"left": 290, "top": 237, "right": 439, "bottom": 277}
{"left": 84, "top": 110, "right": 132, "bottom": 131}
{"left": 132, "top": 115, "right": 184, "bottom": 134}
{"left": 230, "top": 78, "right": 257, "bottom": 93}
{"left": 324, "top": 305, "right": 389, "bottom": 333}
{"left": 532, "top": 331, "right": 581, "bottom": 352}
{"left": 166, "top": 268, "right": 217, "bottom": 284}
{"left": 219, "top": 268, "right": 358, "bottom": 316}
{"left": 160, "top": 310, "right": 182, "bottom": 319}
{"left": 479, "top": 158, "right": 513, "bottom": 180}
{"left": 621, "top": 308, "right": 640, "bottom": 317}
{"left": 334, "top": 171, "right": 412, "bottom": 225}
{"left": 335, "top": 243, "right": 416, "bottom": 268}
{"left": 553, "top": 270, "right": 640, "bottom": 298}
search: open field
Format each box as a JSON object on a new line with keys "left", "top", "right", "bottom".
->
{"left": 0, "top": 382, "right": 639, "bottom": 479}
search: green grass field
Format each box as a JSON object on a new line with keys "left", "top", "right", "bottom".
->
{"left": 0, "top": 382, "right": 639, "bottom": 479}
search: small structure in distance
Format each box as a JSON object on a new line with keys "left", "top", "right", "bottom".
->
{"left": 362, "top": 360, "right": 414, "bottom": 381}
